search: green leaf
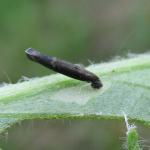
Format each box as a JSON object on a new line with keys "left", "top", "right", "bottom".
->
{"left": 127, "top": 127, "right": 141, "bottom": 150}
{"left": 124, "top": 113, "right": 142, "bottom": 150}
{"left": 0, "top": 54, "right": 150, "bottom": 133}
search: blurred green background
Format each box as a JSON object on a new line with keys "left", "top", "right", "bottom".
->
{"left": 1, "top": 0, "right": 150, "bottom": 83}
{"left": 0, "top": 0, "right": 150, "bottom": 149}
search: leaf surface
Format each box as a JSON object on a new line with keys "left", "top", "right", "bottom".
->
{"left": 0, "top": 54, "right": 150, "bottom": 133}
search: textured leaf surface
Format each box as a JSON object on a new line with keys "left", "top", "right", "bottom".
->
{"left": 0, "top": 54, "right": 150, "bottom": 133}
